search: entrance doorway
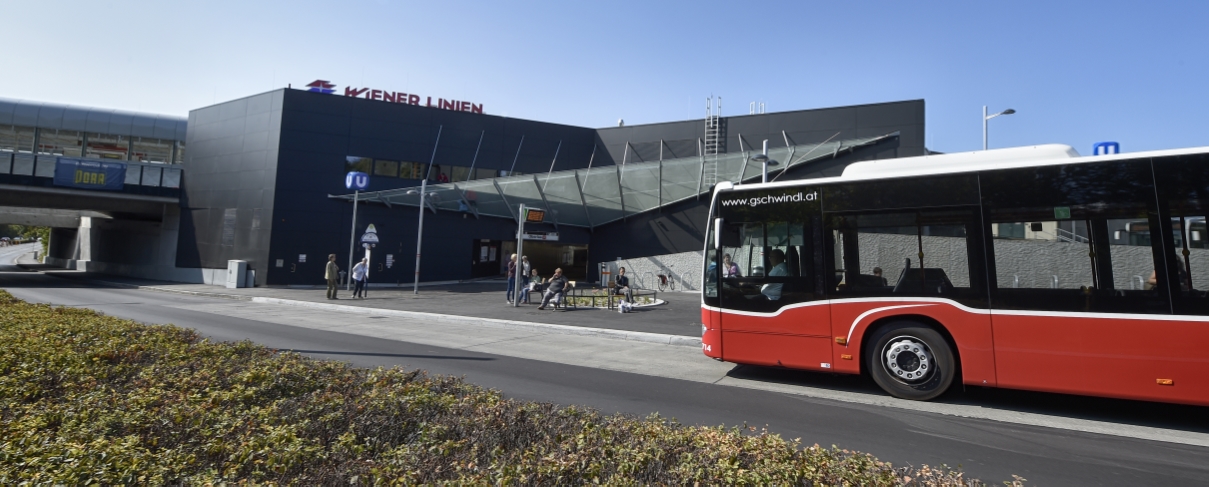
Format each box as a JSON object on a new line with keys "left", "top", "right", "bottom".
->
{"left": 470, "top": 239, "right": 502, "bottom": 278}
{"left": 518, "top": 241, "right": 589, "bottom": 281}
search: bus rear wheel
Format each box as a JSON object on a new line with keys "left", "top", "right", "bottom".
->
{"left": 866, "top": 322, "right": 956, "bottom": 401}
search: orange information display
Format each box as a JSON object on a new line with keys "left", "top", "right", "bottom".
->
{"left": 701, "top": 145, "right": 1209, "bottom": 406}
{"left": 525, "top": 208, "right": 545, "bottom": 223}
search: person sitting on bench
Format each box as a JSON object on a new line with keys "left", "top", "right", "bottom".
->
{"left": 614, "top": 266, "right": 634, "bottom": 302}
{"left": 537, "top": 268, "right": 569, "bottom": 310}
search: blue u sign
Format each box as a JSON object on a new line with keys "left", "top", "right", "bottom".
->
{"left": 345, "top": 171, "right": 370, "bottom": 190}
{"left": 1093, "top": 141, "right": 1120, "bottom": 156}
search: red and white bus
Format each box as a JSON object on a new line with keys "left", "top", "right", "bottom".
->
{"left": 701, "top": 144, "right": 1209, "bottom": 405}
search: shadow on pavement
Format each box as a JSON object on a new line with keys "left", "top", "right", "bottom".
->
{"left": 729, "top": 364, "right": 1209, "bottom": 435}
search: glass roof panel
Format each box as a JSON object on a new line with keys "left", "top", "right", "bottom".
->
{"left": 332, "top": 132, "right": 897, "bottom": 228}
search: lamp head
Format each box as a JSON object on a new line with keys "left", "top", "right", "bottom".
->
{"left": 1003, "top": 108, "right": 1016, "bottom": 115}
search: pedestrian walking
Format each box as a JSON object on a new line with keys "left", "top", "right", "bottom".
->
{"left": 325, "top": 254, "right": 340, "bottom": 299}
{"left": 351, "top": 257, "right": 368, "bottom": 298}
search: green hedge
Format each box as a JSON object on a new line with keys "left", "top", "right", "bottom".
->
{"left": 0, "top": 291, "right": 1012, "bottom": 485}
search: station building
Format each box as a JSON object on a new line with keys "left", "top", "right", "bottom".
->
{"left": 5, "top": 86, "right": 926, "bottom": 289}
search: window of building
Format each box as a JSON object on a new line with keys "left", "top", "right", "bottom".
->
{"left": 0, "top": 125, "right": 36, "bottom": 153}
{"left": 345, "top": 156, "right": 372, "bottom": 174}
{"left": 374, "top": 159, "right": 399, "bottom": 177}
{"left": 450, "top": 165, "right": 472, "bottom": 182}
{"left": 86, "top": 133, "right": 129, "bottom": 160}
{"left": 174, "top": 141, "right": 185, "bottom": 164}
{"left": 399, "top": 161, "right": 429, "bottom": 179}
{"left": 132, "top": 137, "right": 173, "bottom": 163}
{"left": 37, "top": 130, "right": 83, "bottom": 157}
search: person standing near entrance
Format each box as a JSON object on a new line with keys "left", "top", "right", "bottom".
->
{"left": 351, "top": 257, "right": 368, "bottom": 299}
{"left": 520, "top": 255, "right": 531, "bottom": 299}
{"left": 506, "top": 254, "right": 518, "bottom": 304}
{"left": 325, "top": 254, "right": 340, "bottom": 299}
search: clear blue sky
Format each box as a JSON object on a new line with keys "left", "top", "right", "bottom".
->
{"left": 4, "top": 0, "right": 1206, "bottom": 154}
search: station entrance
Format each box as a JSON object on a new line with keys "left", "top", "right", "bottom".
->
{"left": 494, "top": 239, "right": 589, "bottom": 282}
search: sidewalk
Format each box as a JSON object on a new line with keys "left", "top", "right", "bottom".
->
{"left": 18, "top": 256, "right": 704, "bottom": 341}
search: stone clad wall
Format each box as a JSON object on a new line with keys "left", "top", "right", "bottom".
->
{"left": 601, "top": 250, "right": 705, "bottom": 292}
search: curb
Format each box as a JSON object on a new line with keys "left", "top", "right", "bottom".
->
{"left": 250, "top": 297, "right": 702, "bottom": 348}
{"left": 23, "top": 262, "right": 702, "bottom": 349}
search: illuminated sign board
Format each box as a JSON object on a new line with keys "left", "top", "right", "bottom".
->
{"left": 524, "top": 208, "right": 546, "bottom": 223}
{"left": 304, "top": 79, "right": 483, "bottom": 114}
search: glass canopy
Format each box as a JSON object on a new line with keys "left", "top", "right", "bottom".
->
{"left": 331, "top": 132, "right": 897, "bottom": 229}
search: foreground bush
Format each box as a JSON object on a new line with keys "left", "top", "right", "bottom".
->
{"left": 0, "top": 291, "right": 1004, "bottom": 485}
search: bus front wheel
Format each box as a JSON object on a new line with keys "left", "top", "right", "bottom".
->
{"left": 866, "top": 322, "right": 956, "bottom": 401}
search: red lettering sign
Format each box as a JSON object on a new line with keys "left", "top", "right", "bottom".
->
{"left": 323, "top": 82, "right": 481, "bottom": 113}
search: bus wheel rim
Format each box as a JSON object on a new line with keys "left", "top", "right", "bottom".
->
{"left": 882, "top": 336, "right": 934, "bottom": 383}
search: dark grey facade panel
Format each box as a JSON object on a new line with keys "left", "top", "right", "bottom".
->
{"left": 177, "top": 91, "right": 283, "bottom": 283}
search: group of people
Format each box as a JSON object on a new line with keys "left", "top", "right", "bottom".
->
{"left": 506, "top": 254, "right": 571, "bottom": 309}
{"left": 324, "top": 254, "right": 370, "bottom": 300}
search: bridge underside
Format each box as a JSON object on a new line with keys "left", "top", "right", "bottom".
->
{"left": 0, "top": 183, "right": 174, "bottom": 220}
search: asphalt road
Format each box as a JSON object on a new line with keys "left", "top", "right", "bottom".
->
{"left": 3, "top": 243, "right": 1208, "bottom": 485}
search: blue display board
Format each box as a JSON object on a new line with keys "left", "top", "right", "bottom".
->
{"left": 53, "top": 158, "right": 126, "bottom": 191}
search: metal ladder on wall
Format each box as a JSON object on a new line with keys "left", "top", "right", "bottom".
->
{"left": 703, "top": 97, "right": 721, "bottom": 187}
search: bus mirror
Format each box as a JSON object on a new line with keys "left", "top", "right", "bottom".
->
{"left": 714, "top": 218, "right": 723, "bottom": 249}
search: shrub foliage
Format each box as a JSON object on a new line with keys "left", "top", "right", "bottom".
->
{"left": 0, "top": 291, "right": 1004, "bottom": 485}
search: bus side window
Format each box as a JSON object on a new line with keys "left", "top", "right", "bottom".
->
{"left": 992, "top": 220, "right": 1094, "bottom": 291}
{"left": 825, "top": 209, "right": 975, "bottom": 300}
{"left": 982, "top": 158, "right": 1167, "bottom": 314}
{"left": 1167, "top": 215, "right": 1207, "bottom": 293}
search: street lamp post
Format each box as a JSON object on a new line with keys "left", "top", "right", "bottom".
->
{"left": 982, "top": 106, "right": 1016, "bottom": 151}
{"left": 751, "top": 139, "right": 780, "bottom": 183}
{"left": 411, "top": 126, "right": 443, "bottom": 294}
{"left": 344, "top": 171, "right": 369, "bottom": 290}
